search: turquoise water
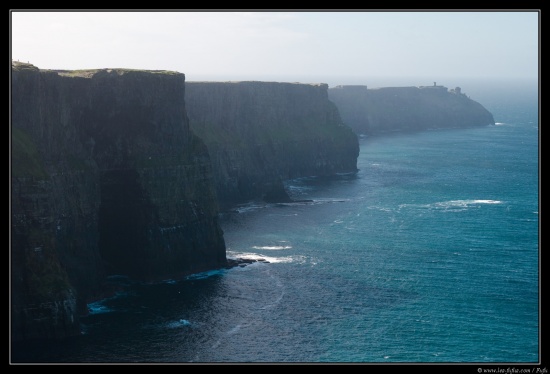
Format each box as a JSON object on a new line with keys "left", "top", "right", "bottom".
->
{"left": 11, "top": 89, "right": 539, "bottom": 364}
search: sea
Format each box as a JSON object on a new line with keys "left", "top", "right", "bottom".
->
{"left": 11, "top": 79, "right": 539, "bottom": 365}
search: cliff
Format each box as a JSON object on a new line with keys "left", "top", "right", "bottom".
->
{"left": 185, "top": 81, "right": 359, "bottom": 209}
{"left": 328, "top": 84, "right": 495, "bottom": 135}
{"left": 10, "top": 62, "right": 226, "bottom": 342}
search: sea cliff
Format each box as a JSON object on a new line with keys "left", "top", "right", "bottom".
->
{"left": 185, "top": 81, "right": 360, "bottom": 209}
{"left": 328, "top": 84, "right": 495, "bottom": 135}
{"left": 11, "top": 62, "right": 226, "bottom": 342}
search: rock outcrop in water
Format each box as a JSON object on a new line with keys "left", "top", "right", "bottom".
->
{"left": 328, "top": 84, "right": 495, "bottom": 135}
{"left": 185, "top": 81, "right": 360, "bottom": 210}
{"left": 11, "top": 62, "right": 226, "bottom": 342}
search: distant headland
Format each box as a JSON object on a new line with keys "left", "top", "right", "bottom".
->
{"left": 328, "top": 83, "right": 495, "bottom": 135}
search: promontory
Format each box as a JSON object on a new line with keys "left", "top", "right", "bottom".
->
{"left": 328, "top": 84, "right": 495, "bottom": 135}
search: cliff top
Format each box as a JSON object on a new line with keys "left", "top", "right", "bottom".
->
{"left": 332, "top": 84, "right": 457, "bottom": 92}
{"left": 11, "top": 60, "right": 183, "bottom": 78}
{"left": 11, "top": 60, "right": 39, "bottom": 72}
{"left": 187, "top": 80, "right": 327, "bottom": 87}
{"left": 53, "top": 68, "right": 183, "bottom": 78}
{"left": 332, "top": 85, "right": 368, "bottom": 90}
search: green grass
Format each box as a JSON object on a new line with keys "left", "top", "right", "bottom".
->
{"left": 54, "top": 68, "right": 183, "bottom": 78}
{"left": 11, "top": 60, "right": 39, "bottom": 72}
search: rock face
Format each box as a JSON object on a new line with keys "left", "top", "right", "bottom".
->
{"left": 185, "top": 81, "right": 359, "bottom": 209}
{"left": 11, "top": 62, "right": 226, "bottom": 342}
{"left": 328, "top": 84, "right": 495, "bottom": 135}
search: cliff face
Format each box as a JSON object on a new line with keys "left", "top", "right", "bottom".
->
{"left": 185, "top": 81, "right": 359, "bottom": 209}
{"left": 11, "top": 62, "right": 226, "bottom": 342}
{"left": 328, "top": 85, "right": 495, "bottom": 135}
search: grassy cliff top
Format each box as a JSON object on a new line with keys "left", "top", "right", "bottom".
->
{"left": 187, "top": 80, "right": 327, "bottom": 87}
{"left": 11, "top": 60, "right": 182, "bottom": 78}
{"left": 11, "top": 60, "right": 39, "bottom": 72}
{"left": 53, "top": 67, "right": 183, "bottom": 78}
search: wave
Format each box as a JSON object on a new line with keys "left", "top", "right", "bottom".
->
{"left": 233, "top": 203, "right": 268, "bottom": 213}
{"left": 86, "top": 290, "right": 132, "bottom": 315}
{"left": 87, "top": 303, "right": 114, "bottom": 315}
{"left": 285, "top": 184, "right": 313, "bottom": 194}
{"left": 282, "top": 198, "right": 350, "bottom": 207}
{"left": 227, "top": 324, "right": 241, "bottom": 335}
{"left": 228, "top": 251, "right": 307, "bottom": 264}
{"left": 251, "top": 245, "right": 292, "bottom": 250}
{"left": 166, "top": 319, "right": 192, "bottom": 329}
{"left": 399, "top": 199, "right": 503, "bottom": 211}
{"left": 435, "top": 199, "right": 502, "bottom": 207}
{"left": 227, "top": 196, "right": 351, "bottom": 216}
{"left": 268, "top": 212, "right": 299, "bottom": 217}
{"left": 185, "top": 269, "right": 226, "bottom": 280}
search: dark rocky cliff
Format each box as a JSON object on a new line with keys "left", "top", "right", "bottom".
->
{"left": 328, "top": 84, "right": 495, "bottom": 135}
{"left": 11, "top": 62, "right": 226, "bottom": 342}
{"left": 185, "top": 81, "right": 359, "bottom": 209}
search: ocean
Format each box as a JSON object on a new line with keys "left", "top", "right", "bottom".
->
{"left": 11, "top": 81, "right": 539, "bottom": 364}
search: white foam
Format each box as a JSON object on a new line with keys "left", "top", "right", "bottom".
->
{"left": 86, "top": 290, "right": 131, "bottom": 314}
{"left": 469, "top": 199, "right": 502, "bottom": 204}
{"left": 367, "top": 206, "right": 393, "bottom": 212}
{"left": 227, "top": 324, "right": 241, "bottom": 334}
{"left": 228, "top": 252, "right": 264, "bottom": 260}
{"left": 435, "top": 199, "right": 502, "bottom": 208}
{"left": 228, "top": 251, "right": 306, "bottom": 264}
{"left": 185, "top": 269, "right": 225, "bottom": 280}
{"left": 310, "top": 198, "right": 350, "bottom": 206}
{"left": 166, "top": 319, "right": 192, "bottom": 328}
{"left": 235, "top": 204, "right": 266, "bottom": 213}
{"left": 400, "top": 199, "right": 503, "bottom": 211}
{"left": 87, "top": 303, "right": 113, "bottom": 315}
{"left": 266, "top": 255, "right": 306, "bottom": 264}
{"left": 252, "top": 245, "right": 292, "bottom": 250}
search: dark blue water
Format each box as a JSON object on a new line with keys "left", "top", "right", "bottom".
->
{"left": 11, "top": 85, "right": 539, "bottom": 364}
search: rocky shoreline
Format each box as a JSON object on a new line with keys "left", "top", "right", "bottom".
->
{"left": 226, "top": 256, "right": 270, "bottom": 268}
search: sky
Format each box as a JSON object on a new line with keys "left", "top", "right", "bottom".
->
{"left": 10, "top": 10, "right": 539, "bottom": 88}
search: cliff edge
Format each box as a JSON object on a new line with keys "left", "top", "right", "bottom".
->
{"left": 11, "top": 62, "right": 226, "bottom": 342}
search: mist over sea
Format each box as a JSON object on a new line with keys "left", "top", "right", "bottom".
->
{"left": 11, "top": 79, "right": 539, "bottom": 364}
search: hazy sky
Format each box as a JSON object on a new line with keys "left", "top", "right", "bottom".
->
{"left": 10, "top": 10, "right": 539, "bottom": 87}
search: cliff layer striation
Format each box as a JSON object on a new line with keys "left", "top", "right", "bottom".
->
{"left": 11, "top": 62, "right": 226, "bottom": 342}
{"left": 185, "top": 81, "right": 359, "bottom": 209}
